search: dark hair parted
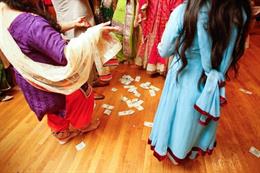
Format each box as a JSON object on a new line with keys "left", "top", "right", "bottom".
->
{"left": 174, "top": 0, "right": 252, "bottom": 82}
{"left": 0, "top": 0, "right": 61, "bottom": 32}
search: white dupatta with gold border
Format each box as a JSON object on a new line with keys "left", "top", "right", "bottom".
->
{"left": 0, "top": 2, "right": 121, "bottom": 95}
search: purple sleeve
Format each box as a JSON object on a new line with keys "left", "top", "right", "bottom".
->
{"left": 28, "top": 16, "right": 67, "bottom": 66}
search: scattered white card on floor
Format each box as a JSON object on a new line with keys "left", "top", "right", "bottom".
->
{"left": 145, "top": 82, "right": 151, "bottom": 86}
{"left": 140, "top": 82, "right": 151, "bottom": 90}
{"left": 149, "top": 89, "right": 156, "bottom": 97}
{"left": 118, "top": 110, "right": 135, "bottom": 116}
{"left": 144, "top": 121, "right": 153, "bottom": 127}
{"left": 136, "top": 105, "right": 144, "bottom": 111}
{"left": 104, "top": 109, "right": 112, "bottom": 116}
{"left": 120, "top": 75, "right": 134, "bottom": 85}
{"left": 111, "top": 88, "right": 118, "bottom": 92}
{"left": 249, "top": 146, "right": 260, "bottom": 158}
{"left": 128, "top": 87, "right": 137, "bottom": 93}
{"left": 134, "top": 100, "right": 144, "bottom": 106}
{"left": 239, "top": 88, "right": 253, "bottom": 95}
{"left": 121, "top": 96, "right": 129, "bottom": 102}
{"left": 135, "top": 76, "right": 141, "bottom": 82}
{"left": 76, "top": 142, "right": 86, "bottom": 151}
{"left": 134, "top": 91, "right": 141, "bottom": 97}
{"left": 102, "top": 104, "right": 114, "bottom": 110}
{"left": 126, "top": 100, "right": 134, "bottom": 108}
{"left": 132, "top": 98, "right": 139, "bottom": 102}
{"left": 124, "top": 85, "right": 135, "bottom": 89}
{"left": 150, "top": 85, "right": 160, "bottom": 92}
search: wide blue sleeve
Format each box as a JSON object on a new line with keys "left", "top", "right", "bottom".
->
{"left": 157, "top": 4, "right": 186, "bottom": 58}
{"left": 195, "top": 6, "right": 239, "bottom": 125}
{"left": 27, "top": 15, "right": 67, "bottom": 65}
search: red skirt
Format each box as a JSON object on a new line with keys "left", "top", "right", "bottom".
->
{"left": 47, "top": 89, "right": 94, "bottom": 132}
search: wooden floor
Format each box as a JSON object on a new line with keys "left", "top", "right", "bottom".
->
{"left": 0, "top": 32, "right": 260, "bottom": 173}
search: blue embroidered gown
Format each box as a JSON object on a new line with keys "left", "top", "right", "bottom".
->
{"left": 149, "top": 2, "right": 243, "bottom": 162}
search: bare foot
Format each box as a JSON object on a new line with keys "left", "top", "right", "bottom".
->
{"left": 58, "top": 131, "right": 79, "bottom": 145}
{"left": 52, "top": 129, "right": 80, "bottom": 145}
{"left": 80, "top": 119, "right": 101, "bottom": 133}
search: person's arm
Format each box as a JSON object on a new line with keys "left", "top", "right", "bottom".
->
{"left": 194, "top": 6, "right": 239, "bottom": 121}
{"left": 60, "top": 16, "right": 91, "bottom": 33}
{"left": 27, "top": 16, "right": 67, "bottom": 65}
{"left": 157, "top": 4, "right": 186, "bottom": 58}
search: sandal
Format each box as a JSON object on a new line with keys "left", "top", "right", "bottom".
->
{"left": 52, "top": 129, "right": 80, "bottom": 145}
{"left": 0, "top": 95, "right": 14, "bottom": 102}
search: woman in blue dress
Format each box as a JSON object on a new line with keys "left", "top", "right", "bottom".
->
{"left": 149, "top": 0, "right": 252, "bottom": 164}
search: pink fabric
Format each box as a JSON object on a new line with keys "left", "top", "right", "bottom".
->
{"left": 137, "top": 0, "right": 183, "bottom": 72}
{"left": 148, "top": 0, "right": 183, "bottom": 66}
{"left": 139, "top": 0, "right": 158, "bottom": 39}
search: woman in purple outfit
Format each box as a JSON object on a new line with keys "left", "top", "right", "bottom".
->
{"left": 0, "top": 0, "right": 120, "bottom": 144}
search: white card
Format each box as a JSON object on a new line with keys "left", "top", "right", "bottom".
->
{"left": 134, "top": 92, "right": 141, "bottom": 97}
{"left": 102, "top": 104, "right": 114, "bottom": 110}
{"left": 121, "top": 96, "right": 129, "bottom": 102}
{"left": 128, "top": 87, "right": 137, "bottom": 93}
{"left": 239, "top": 88, "right": 253, "bottom": 95}
{"left": 102, "top": 104, "right": 108, "bottom": 109}
{"left": 120, "top": 75, "right": 134, "bottom": 85}
{"left": 108, "top": 105, "right": 114, "bottom": 110}
{"left": 104, "top": 109, "right": 112, "bottom": 116}
{"left": 144, "top": 82, "right": 151, "bottom": 87}
{"left": 118, "top": 110, "right": 135, "bottom": 116}
{"left": 249, "top": 146, "right": 260, "bottom": 158}
{"left": 140, "top": 83, "right": 150, "bottom": 90}
{"left": 136, "top": 100, "right": 144, "bottom": 105}
{"left": 144, "top": 121, "right": 153, "bottom": 127}
{"left": 76, "top": 142, "right": 86, "bottom": 151}
{"left": 132, "top": 98, "right": 139, "bottom": 102}
{"left": 124, "top": 85, "right": 135, "bottom": 89}
{"left": 149, "top": 90, "right": 156, "bottom": 97}
{"left": 150, "top": 85, "right": 160, "bottom": 92}
{"left": 131, "top": 100, "right": 143, "bottom": 107}
{"left": 111, "top": 88, "right": 118, "bottom": 92}
{"left": 135, "top": 76, "right": 141, "bottom": 82}
{"left": 136, "top": 105, "right": 144, "bottom": 111}
{"left": 126, "top": 100, "right": 134, "bottom": 108}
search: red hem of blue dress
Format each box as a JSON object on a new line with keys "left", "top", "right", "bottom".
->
{"left": 194, "top": 95, "right": 227, "bottom": 126}
{"left": 218, "top": 81, "right": 226, "bottom": 88}
{"left": 148, "top": 139, "right": 216, "bottom": 163}
{"left": 194, "top": 105, "right": 220, "bottom": 121}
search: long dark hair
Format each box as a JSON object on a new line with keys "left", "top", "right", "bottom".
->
{"left": 1, "top": 0, "right": 61, "bottom": 32}
{"left": 174, "top": 0, "right": 252, "bottom": 82}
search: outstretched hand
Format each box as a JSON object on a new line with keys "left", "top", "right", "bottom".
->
{"left": 74, "top": 16, "right": 91, "bottom": 28}
{"left": 98, "top": 21, "right": 121, "bottom": 40}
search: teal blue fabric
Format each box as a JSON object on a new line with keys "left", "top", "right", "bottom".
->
{"left": 149, "top": 2, "right": 242, "bottom": 160}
